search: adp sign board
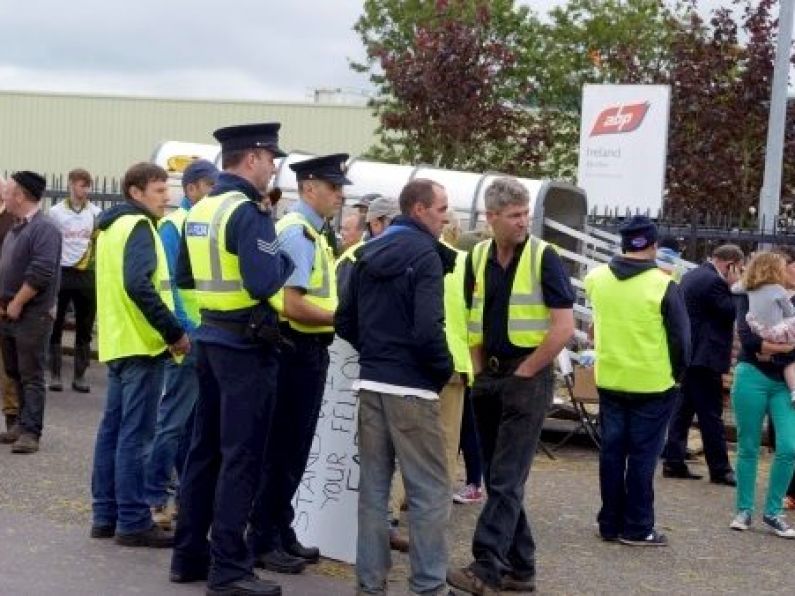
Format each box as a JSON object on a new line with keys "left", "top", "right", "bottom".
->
{"left": 577, "top": 84, "right": 670, "bottom": 213}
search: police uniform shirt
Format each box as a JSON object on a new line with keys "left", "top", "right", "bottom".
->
{"left": 278, "top": 199, "right": 325, "bottom": 290}
{"left": 464, "top": 239, "right": 575, "bottom": 360}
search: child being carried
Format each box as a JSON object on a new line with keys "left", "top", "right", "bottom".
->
{"left": 744, "top": 252, "right": 795, "bottom": 403}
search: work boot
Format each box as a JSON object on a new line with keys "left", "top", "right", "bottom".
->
{"left": 72, "top": 343, "right": 91, "bottom": 393}
{"left": 254, "top": 549, "right": 306, "bottom": 574}
{"left": 206, "top": 573, "right": 281, "bottom": 596}
{"left": 114, "top": 524, "right": 174, "bottom": 548}
{"left": 4, "top": 414, "right": 17, "bottom": 432}
{"left": 48, "top": 345, "right": 63, "bottom": 392}
{"left": 284, "top": 539, "right": 320, "bottom": 563}
{"left": 0, "top": 424, "right": 22, "bottom": 444}
{"left": 11, "top": 432, "right": 39, "bottom": 454}
{"left": 151, "top": 504, "right": 174, "bottom": 531}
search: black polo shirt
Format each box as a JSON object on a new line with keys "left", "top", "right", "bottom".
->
{"left": 464, "top": 238, "right": 575, "bottom": 360}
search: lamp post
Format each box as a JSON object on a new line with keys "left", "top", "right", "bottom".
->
{"left": 758, "top": 0, "right": 795, "bottom": 244}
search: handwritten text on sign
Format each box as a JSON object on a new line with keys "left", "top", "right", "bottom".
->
{"left": 292, "top": 337, "right": 360, "bottom": 563}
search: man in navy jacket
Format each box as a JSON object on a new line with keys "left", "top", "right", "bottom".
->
{"left": 662, "top": 244, "right": 744, "bottom": 485}
{"left": 336, "top": 178, "right": 455, "bottom": 596}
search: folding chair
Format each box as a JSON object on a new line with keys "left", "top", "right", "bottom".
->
{"left": 552, "top": 350, "right": 601, "bottom": 451}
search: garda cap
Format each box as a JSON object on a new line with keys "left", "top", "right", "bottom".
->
{"left": 290, "top": 153, "right": 352, "bottom": 185}
{"left": 213, "top": 123, "right": 286, "bottom": 158}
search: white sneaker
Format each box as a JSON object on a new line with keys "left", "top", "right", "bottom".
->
{"left": 762, "top": 514, "right": 795, "bottom": 538}
{"left": 730, "top": 510, "right": 752, "bottom": 531}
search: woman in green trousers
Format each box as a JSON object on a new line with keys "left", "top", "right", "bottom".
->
{"left": 731, "top": 251, "right": 795, "bottom": 538}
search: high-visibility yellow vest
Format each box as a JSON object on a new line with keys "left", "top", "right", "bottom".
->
{"left": 159, "top": 206, "right": 199, "bottom": 325}
{"left": 584, "top": 264, "right": 674, "bottom": 393}
{"left": 443, "top": 241, "right": 473, "bottom": 377}
{"left": 468, "top": 236, "right": 550, "bottom": 349}
{"left": 184, "top": 192, "right": 258, "bottom": 312}
{"left": 96, "top": 214, "right": 174, "bottom": 362}
{"left": 335, "top": 240, "right": 364, "bottom": 270}
{"left": 270, "top": 211, "right": 338, "bottom": 334}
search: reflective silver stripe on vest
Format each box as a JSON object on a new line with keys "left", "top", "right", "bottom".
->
{"left": 468, "top": 321, "right": 483, "bottom": 334}
{"left": 195, "top": 194, "right": 246, "bottom": 292}
{"left": 160, "top": 280, "right": 172, "bottom": 292}
{"left": 508, "top": 319, "right": 549, "bottom": 332}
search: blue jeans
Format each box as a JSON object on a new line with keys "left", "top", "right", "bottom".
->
{"left": 356, "top": 389, "right": 450, "bottom": 595}
{"left": 91, "top": 354, "right": 166, "bottom": 534}
{"left": 598, "top": 388, "right": 676, "bottom": 540}
{"left": 145, "top": 346, "right": 199, "bottom": 507}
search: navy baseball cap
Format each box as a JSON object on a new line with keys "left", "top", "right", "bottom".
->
{"left": 213, "top": 123, "right": 286, "bottom": 158}
{"left": 181, "top": 159, "right": 219, "bottom": 189}
{"left": 619, "top": 215, "right": 658, "bottom": 253}
{"left": 290, "top": 153, "right": 352, "bottom": 185}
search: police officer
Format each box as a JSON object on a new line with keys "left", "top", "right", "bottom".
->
{"left": 247, "top": 154, "right": 350, "bottom": 573}
{"left": 170, "top": 123, "right": 294, "bottom": 596}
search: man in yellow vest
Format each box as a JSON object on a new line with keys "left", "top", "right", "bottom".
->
{"left": 90, "top": 162, "right": 189, "bottom": 548}
{"left": 170, "top": 124, "right": 293, "bottom": 596}
{"left": 145, "top": 159, "right": 218, "bottom": 530}
{"left": 448, "top": 177, "right": 574, "bottom": 595}
{"left": 247, "top": 154, "right": 349, "bottom": 574}
{"left": 584, "top": 215, "right": 691, "bottom": 547}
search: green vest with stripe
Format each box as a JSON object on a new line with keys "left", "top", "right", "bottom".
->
{"left": 184, "top": 192, "right": 258, "bottom": 313}
{"left": 96, "top": 214, "right": 174, "bottom": 362}
{"left": 468, "top": 236, "right": 551, "bottom": 348}
{"left": 443, "top": 241, "right": 473, "bottom": 377}
{"left": 159, "top": 206, "right": 199, "bottom": 325}
{"left": 269, "top": 211, "right": 338, "bottom": 334}
{"left": 584, "top": 264, "right": 674, "bottom": 393}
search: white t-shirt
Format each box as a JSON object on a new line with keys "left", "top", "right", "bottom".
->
{"left": 48, "top": 199, "right": 101, "bottom": 268}
{"left": 353, "top": 379, "right": 439, "bottom": 401}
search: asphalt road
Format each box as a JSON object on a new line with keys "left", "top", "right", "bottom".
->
{"left": 1, "top": 357, "right": 792, "bottom": 595}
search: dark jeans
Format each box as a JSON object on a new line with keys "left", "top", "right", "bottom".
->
{"left": 663, "top": 366, "right": 732, "bottom": 478}
{"left": 248, "top": 336, "right": 329, "bottom": 554}
{"left": 598, "top": 388, "right": 676, "bottom": 540}
{"left": 0, "top": 312, "right": 53, "bottom": 437}
{"left": 145, "top": 342, "right": 199, "bottom": 507}
{"left": 469, "top": 366, "right": 554, "bottom": 587}
{"left": 50, "top": 268, "right": 96, "bottom": 349}
{"left": 459, "top": 387, "right": 482, "bottom": 486}
{"left": 91, "top": 354, "right": 165, "bottom": 534}
{"left": 171, "top": 341, "right": 278, "bottom": 588}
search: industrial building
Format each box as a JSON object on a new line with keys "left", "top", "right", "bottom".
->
{"left": 0, "top": 90, "right": 378, "bottom": 180}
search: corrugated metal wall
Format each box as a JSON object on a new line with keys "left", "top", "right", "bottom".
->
{"left": 0, "top": 91, "right": 378, "bottom": 179}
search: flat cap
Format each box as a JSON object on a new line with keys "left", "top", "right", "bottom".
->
{"left": 365, "top": 196, "right": 400, "bottom": 223}
{"left": 11, "top": 170, "right": 46, "bottom": 201}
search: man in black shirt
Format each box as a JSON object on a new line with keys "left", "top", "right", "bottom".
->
{"left": 447, "top": 177, "right": 574, "bottom": 595}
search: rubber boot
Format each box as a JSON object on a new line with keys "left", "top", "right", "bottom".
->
{"left": 48, "top": 345, "right": 63, "bottom": 392}
{"left": 72, "top": 344, "right": 91, "bottom": 393}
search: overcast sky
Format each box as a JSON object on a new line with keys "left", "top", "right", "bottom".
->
{"left": 0, "top": 0, "right": 762, "bottom": 102}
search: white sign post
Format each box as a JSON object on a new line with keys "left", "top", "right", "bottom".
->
{"left": 577, "top": 84, "right": 671, "bottom": 214}
{"left": 291, "top": 337, "right": 361, "bottom": 563}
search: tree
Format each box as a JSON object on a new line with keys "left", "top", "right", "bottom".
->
{"left": 353, "top": 0, "right": 541, "bottom": 172}
{"left": 664, "top": 0, "right": 795, "bottom": 215}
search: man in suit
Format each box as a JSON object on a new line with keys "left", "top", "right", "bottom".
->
{"left": 662, "top": 244, "right": 745, "bottom": 485}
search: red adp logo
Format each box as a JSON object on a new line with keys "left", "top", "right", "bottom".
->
{"left": 590, "top": 102, "right": 650, "bottom": 137}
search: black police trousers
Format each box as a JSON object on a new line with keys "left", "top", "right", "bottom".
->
{"left": 248, "top": 334, "right": 330, "bottom": 554}
{"left": 171, "top": 341, "right": 279, "bottom": 588}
